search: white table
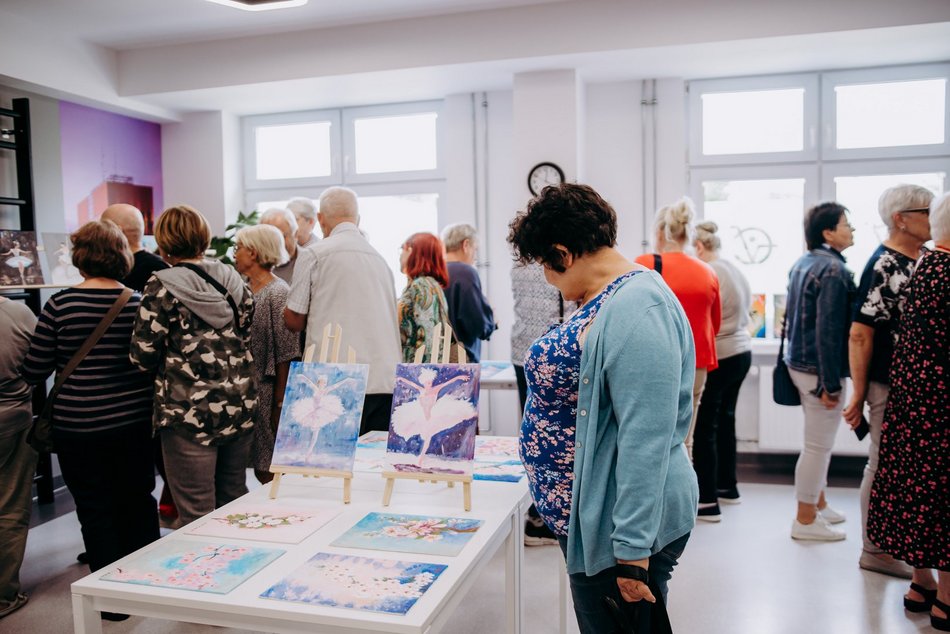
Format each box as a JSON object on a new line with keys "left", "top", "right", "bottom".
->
{"left": 71, "top": 470, "right": 531, "bottom": 634}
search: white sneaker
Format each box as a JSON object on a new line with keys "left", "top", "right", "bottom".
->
{"left": 791, "top": 516, "right": 846, "bottom": 541}
{"left": 819, "top": 504, "right": 846, "bottom": 524}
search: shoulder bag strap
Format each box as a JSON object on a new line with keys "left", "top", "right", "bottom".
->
{"left": 40, "top": 287, "right": 134, "bottom": 418}
{"left": 778, "top": 310, "right": 788, "bottom": 360}
{"left": 652, "top": 253, "right": 663, "bottom": 275}
{"left": 176, "top": 262, "right": 240, "bottom": 324}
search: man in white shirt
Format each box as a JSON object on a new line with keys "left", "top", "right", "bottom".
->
{"left": 284, "top": 187, "right": 401, "bottom": 433}
{"left": 287, "top": 197, "right": 319, "bottom": 249}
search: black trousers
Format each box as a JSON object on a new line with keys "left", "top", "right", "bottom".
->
{"left": 692, "top": 351, "right": 752, "bottom": 503}
{"left": 360, "top": 393, "right": 395, "bottom": 435}
{"left": 56, "top": 425, "right": 160, "bottom": 572}
{"left": 515, "top": 364, "right": 528, "bottom": 416}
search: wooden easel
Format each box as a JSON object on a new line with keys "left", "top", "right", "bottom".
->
{"left": 269, "top": 323, "right": 357, "bottom": 503}
{"left": 382, "top": 322, "right": 473, "bottom": 511}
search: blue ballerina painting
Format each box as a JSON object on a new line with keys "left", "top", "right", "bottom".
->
{"left": 271, "top": 362, "right": 369, "bottom": 472}
{"left": 386, "top": 363, "right": 480, "bottom": 475}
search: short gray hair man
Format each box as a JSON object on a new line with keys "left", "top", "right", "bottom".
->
{"left": 317, "top": 187, "right": 359, "bottom": 237}
{"left": 260, "top": 207, "right": 299, "bottom": 283}
{"left": 441, "top": 223, "right": 478, "bottom": 254}
{"left": 287, "top": 197, "right": 318, "bottom": 248}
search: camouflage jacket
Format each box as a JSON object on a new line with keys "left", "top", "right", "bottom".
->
{"left": 131, "top": 265, "right": 257, "bottom": 446}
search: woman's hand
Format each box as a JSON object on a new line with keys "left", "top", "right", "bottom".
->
{"left": 617, "top": 578, "right": 655, "bottom": 604}
{"left": 616, "top": 558, "right": 654, "bottom": 603}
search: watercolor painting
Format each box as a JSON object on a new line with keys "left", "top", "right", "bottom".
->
{"left": 331, "top": 512, "right": 483, "bottom": 557}
{"left": 475, "top": 436, "right": 519, "bottom": 458}
{"left": 271, "top": 362, "right": 369, "bottom": 472}
{"left": 260, "top": 553, "right": 446, "bottom": 615}
{"left": 0, "top": 231, "right": 44, "bottom": 287}
{"left": 474, "top": 459, "right": 526, "bottom": 483}
{"left": 773, "top": 293, "right": 787, "bottom": 339}
{"left": 748, "top": 293, "right": 766, "bottom": 338}
{"left": 184, "top": 504, "right": 339, "bottom": 544}
{"left": 101, "top": 540, "right": 283, "bottom": 594}
{"left": 356, "top": 430, "right": 389, "bottom": 450}
{"left": 478, "top": 360, "right": 512, "bottom": 381}
{"left": 40, "top": 233, "right": 83, "bottom": 286}
{"left": 386, "top": 363, "right": 480, "bottom": 475}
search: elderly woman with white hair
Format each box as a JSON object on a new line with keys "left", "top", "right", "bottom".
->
{"left": 842, "top": 184, "right": 933, "bottom": 578}
{"left": 867, "top": 192, "right": 949, "bottom": 631}
{"left": 234, "top": 224, "right": 301, "bottom": 483}
{"left": 287, "top": 197, "right": 319, "bottom": 248}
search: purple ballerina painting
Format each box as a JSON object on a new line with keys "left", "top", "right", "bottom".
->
{"left": 386, "top": 363, "right": 480, "bottom": 475}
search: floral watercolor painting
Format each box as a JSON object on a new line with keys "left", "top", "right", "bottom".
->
{"left": 261, "top": 553, "right": 446, "bottom": 615}
{"left": 386, "top": 363, "right": 480, "bottom": 475}
{"left": 101, "top": 541, "right": 283, "bottom": 594}
{"left": 272, "top": 363, "right": 369, "bottom": 472}
{"left": 184, "top": 504, "right": 340, "bottom": 544}
{"left": 474, "top": 436, "right": 519, "bottom": 458}
{"left": 330, "top": 512, "right": 483, "bottom": 557}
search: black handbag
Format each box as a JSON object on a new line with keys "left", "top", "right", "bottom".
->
{"left": 772, "top": 313, "right": 801, "bottom": 406}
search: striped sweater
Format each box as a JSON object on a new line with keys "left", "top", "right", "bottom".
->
{"left": 21, "top": 287, "right": 153, "bottom": 438}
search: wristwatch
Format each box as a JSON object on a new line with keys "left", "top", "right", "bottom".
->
{"left": 615, "top": 563, "right": 649, "bottom": 583}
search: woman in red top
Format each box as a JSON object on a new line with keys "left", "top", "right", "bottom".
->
{"left": 636, "top": 197, "right": 721, "bottom": 461}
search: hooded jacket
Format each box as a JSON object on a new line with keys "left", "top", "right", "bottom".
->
{"left": 130, "top": 259, "right": 257, "bottom": 445}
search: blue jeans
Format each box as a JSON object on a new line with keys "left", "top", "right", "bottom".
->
{"left": 559, "top": 532, "right": 689, "bottom": 634}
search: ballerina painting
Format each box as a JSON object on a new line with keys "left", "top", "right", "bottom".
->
{"left": 386, "top": 363, "right": 480, "bottom": 475}
{"left": 0, "top": 231, "right": 44, "bottom": 287}
{"left": 42, "top": 233, "right": 83, "bottom": 286}
{"left": 271, "top": 362, "right": 369, "bottom": 472}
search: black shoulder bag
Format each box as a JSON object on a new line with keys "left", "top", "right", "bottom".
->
{"left": 772, "top": 312, "right": 801, "bottom": 406}
{"left": 652, "top": 254, "right": 663, "bottom": 275}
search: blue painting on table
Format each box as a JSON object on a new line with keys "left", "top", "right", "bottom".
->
{"left": 271, "top": 362, "right": 369, "bottom": 472}
{"left": 330, "top": 512, "right": 483, "bottom": 556}
{"left": 261, "top": 553, "right": 446, "bottom": 615}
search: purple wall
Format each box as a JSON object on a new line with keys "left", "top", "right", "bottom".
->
{"left": 59, "top": 101, "right": 163, "bottom": 231}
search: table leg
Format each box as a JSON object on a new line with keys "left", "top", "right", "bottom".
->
{"left": 72, "top": 593, "right": 103, "bottom": 634}
{"left": 505, "top": 511, "right": 524, "bottom": 634}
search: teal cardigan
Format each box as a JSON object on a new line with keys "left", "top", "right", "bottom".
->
{"left": 566, "top": 270, "right": 699, "bottom": 576}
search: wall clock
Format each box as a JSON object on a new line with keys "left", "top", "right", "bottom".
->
{"left": 527, "top": 162, "right": 565, "bottom": 195}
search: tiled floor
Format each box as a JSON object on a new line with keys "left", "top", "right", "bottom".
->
{"left": 4, "top": 482, "right": 931, "bottom": 633}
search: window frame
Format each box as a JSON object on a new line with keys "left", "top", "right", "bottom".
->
{"left": 821, "top": 63, "right": 950, "bottom": 161}
{"left": 341, "top": 100, "right": 445, "bottom": 185}
{"left": 688, "top": 73, "right": 819, "bottom": 167}
{"left": 242, "top": 108, "right": 342, "bottom": 191}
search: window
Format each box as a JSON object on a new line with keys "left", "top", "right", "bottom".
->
{"left": 688, "top": 64, "right": 950, "bottom": 337}
{"left": 242, "top": 101, "right": 444, "bottom": 292}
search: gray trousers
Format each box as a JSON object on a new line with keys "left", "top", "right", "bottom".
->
{"left": 859, "top": 381, "right": 888, "bottom": 553}
{"left": 0, "top": 428, "right": 37, "bottom": 606}
{"left": 160, "top": 430, "right": 251, "bottom": 528}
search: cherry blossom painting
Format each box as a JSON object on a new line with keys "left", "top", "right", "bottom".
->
{"left": 330, "top": 512, "right": 483, "bottom": 557}
{"left": 386, "top": 363, "right": 480, "bottom": 475}
{"left": 272, "top": 363, "right": 369, "bottom": 472}
{"left": 184, "top": 504, "right": 339, "bottom": 544}
{"left": 101, "top": 541, "right": 283, "bottom": 594}
{"left": 261, "top": 553, "right": 446, "bottom": 615}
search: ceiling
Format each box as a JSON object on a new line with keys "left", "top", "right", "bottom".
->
{"left": 2, "top": 0, "right": 949, "bottom": 120}
{"left": 0, "top": 0, "right": 565, "bottom": 49}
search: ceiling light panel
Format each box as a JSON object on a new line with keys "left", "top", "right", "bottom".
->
{"left": 205, "top": 0, "right": 309, "bottom": 12}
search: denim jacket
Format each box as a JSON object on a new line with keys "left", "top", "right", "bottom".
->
{"left": 783, "top": 246, "right": 856, "bottom": 395}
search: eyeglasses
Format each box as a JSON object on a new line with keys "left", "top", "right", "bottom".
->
{"left": 899, "top": 207, "right": 930, "bottom": 215}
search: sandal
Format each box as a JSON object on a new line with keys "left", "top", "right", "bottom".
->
{"left": 932, "top": 598, "right": 950, "bottom": 632}
{"left": 904, "top": 582, "right": 937, "bottom": 613}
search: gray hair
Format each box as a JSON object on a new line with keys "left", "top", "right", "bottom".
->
{"left": 319, "top": 186, "right": 359, "bottom": 221}
{"left": 260, "top": 207, "right": 298, "bottom": 236}
{"left": 694, "top": 221, "right": 721, "bottom": 252}
{"left": 655, "top": 197, "right": 695, "bottom": 246}
{"left": 930, "top": 192, "right": 950, "bottom": 243}
{"left": 287, "top": 197, "right": 316, "bottom": 222}
{"left": 441, "top": 223, "right": 477, "bottom": 252}
{"left": 236, "top": 224, "right": 289, "bottom": 269}
{"left": 878, "top": 184, "right": 934, "bottom": 230}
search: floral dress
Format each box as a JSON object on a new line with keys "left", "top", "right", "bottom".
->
{"left": 867, "top": 249, "right": 948, "bottom": 569}
{"left": 520, "top": 270, "right": 640, "bottom": 535}
{"left": 397, "top": 276, "right": 451, "bottom": 363}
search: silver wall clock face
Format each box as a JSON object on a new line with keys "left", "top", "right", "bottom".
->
{"left": 528, "top": 162, "right": 565, "bottom": 195}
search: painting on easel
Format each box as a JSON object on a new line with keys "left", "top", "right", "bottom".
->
{"left": 271, "top": 362, "right": 369, "bottom": 472}
{"left": 386, "top": 363, "right": 480, "bottom": 476}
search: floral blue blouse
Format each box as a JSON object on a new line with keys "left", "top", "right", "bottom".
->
{"left": 520, "top": 270, "right": 641, "bottom": 535}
